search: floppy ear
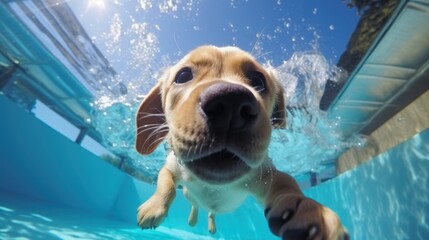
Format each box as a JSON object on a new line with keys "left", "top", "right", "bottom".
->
{"left": 135, "top": 82, "right": 168, "bottom": 155}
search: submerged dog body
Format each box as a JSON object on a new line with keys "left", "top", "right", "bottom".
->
{"left": 135, "top": 46, "right": 348, "bottom": 239}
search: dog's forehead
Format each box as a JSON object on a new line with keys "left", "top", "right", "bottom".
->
{"left": 182, "top": 46, "right": 262, "bottom": 72}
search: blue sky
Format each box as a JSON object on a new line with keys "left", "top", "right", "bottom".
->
{"left": 68, "top": 0, "right": 359, "bottom": 69}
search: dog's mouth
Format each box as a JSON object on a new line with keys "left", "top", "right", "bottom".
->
{"left": 183, "top": 149, "right": 251, "bottom": 183}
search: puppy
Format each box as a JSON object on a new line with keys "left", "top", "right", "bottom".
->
{"left": 135, "top": 46, "right": 348, "bottom": 239}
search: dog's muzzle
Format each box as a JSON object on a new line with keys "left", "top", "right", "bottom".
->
{"left": 180, "top": 82, "right": 262, "bottom": 183}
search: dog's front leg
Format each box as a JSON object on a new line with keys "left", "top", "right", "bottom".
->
{"left": 256, "top": 170, "right": 348, "bottom": 240}
{"left": 137, "top": 166, "right": 177, "bottom": 229}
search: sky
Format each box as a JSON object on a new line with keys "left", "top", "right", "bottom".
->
{"left": 67, "top": 0, "right": 360, "bottom": 76}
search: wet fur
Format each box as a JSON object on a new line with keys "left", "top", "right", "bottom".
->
{"left": 135, "top": 46, "right": 348, "bottom": 239}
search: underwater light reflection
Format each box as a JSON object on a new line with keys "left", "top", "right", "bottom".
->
{"left": 336, "top": 132, "right": 429, "bottom": 240}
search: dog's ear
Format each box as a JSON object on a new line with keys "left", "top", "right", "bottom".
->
{"left": 135, "top": 82, "right": 168, "bottom": 155}
{"left": 267, "top": 69, "right": 286, "bottom": 129}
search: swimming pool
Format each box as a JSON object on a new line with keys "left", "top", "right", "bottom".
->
{"left": 1, "top": 0, "right": 428, "bottom": 239}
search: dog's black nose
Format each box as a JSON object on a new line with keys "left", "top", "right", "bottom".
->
{"left": 200, "top": 82, "right": 259, "bottom": 132}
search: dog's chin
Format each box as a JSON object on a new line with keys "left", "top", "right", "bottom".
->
{"left": 183, "top": 150, "right": 252, "bottom": 184}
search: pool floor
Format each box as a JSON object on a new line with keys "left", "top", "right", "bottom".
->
{"left": 0, "top": 191, "right": 216, "bottom": 240}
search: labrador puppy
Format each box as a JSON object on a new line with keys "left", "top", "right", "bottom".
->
{"left": 135, "top": 45, "right": 348, "bottom": 240}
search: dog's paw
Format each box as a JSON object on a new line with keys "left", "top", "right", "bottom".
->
{"left": 208, "top": 212, "right": 216, "bottom": 234}
{"left": 265, "top": 194, "right": 349, "bottom": 240}
{"left": 137, "top": 196, "right": 169, "bottom": 229}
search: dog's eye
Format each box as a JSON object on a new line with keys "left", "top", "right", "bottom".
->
{"left": 174, "top": 67, "right": 193, "bottom": 84}
{"left": 246, "top": 71, "right": 266, "bottom": 92}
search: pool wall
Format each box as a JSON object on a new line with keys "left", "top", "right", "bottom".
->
{"left": 337, "top": 90, "right": 429, "bottom": 173}
{"left": 0, "top": 95, "right": 273, "bottom": 239}
{"left": 306, "top": 126, "right": 429, "bottom": 239}
{"left": 1, "top": 94, "right": 428, "bottom": 239}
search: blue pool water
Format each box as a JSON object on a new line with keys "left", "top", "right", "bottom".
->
{"left": 1, "top": 93, "right": 429, "bottom": 239}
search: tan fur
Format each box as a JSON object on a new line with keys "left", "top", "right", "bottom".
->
{"left": 135, "top": 46, "right": 348, "bottom": 239}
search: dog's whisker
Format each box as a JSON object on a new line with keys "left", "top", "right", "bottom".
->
{"left": 186, "top": 144, "right": 193, "bottom": 160}
{"left": 137, "top": 123, "right": 164, "bottom": 131}
{"left": 136, "top": 117, "right": 166, "bottom": 126}
{"left": 198, "top": 136, "right": 206, "bottom": 157}
{"left": 137, "top": 129, "right": 167, "bottom": 144}
{"left": 136, "top": 122, "right": 167, "bottom": 130}
{"left": 141, "top": 127, "right": 169, "bottom": 150}
{"left": 139, "top": 130, "right": 168, "bottom": 149}
{"left": 141, "top": 138, "right": 161, "bottom": 154}
{"left": 142, "top": 132, "right": 169, "bottom": 153}
{"left": 137, "top": 124, "right": 168, "bottom": 135}
{"left": 144, "top": 125, "right": 169, "bottom": 140}
{"left": 137, "top": 109, "right": 165, "bottom": 118}
{"left": 192, "top": 143, "right": 198, "bottom": 156}
{"left": 194, "top": 138, "right": 206, "bottom": 159}
{"left": 206, "top": 135, "right": 215, "bottom": 156}
{"left": 137, "top": 114, "right": 166, "bottom": 121}
{"left": 137, "top": 113, "right": 166, "bottom": 122}
{"left": 192, "top": 139, "right": 202, "bottom": 159}
{"left": 138, "top": 108, "right": 164, "bottom": 115}
{"left": 137, "top": 111, "right": 165, "bottom": 115}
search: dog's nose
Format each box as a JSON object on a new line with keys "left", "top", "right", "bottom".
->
{"left": 200, "top": 82, "right": 259, "bottom": 132}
